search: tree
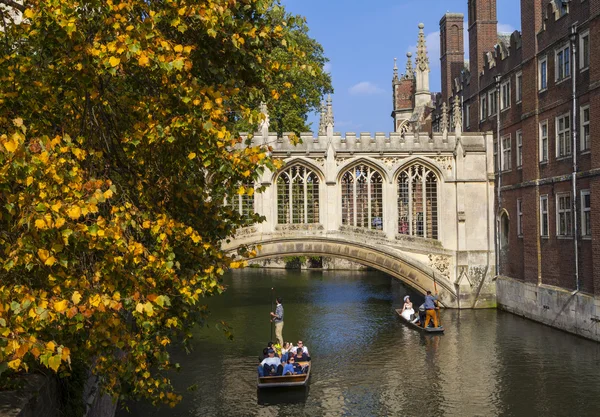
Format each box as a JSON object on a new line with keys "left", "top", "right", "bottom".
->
{"left": 236, "top": 8, "right": 333, "bottom": 135}
{"left": 0, "top": 0, "right": 325, "bottom": 406}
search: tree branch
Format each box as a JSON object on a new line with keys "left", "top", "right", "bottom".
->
{"left": 0, "top": 0, "right": 26, "bottom": 13}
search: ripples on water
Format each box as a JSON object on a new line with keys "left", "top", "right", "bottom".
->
{"left": 118, "top": 269, "right": 600, "bottom": 417}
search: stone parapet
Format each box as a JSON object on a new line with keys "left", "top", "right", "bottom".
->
{"left": 248, "top": 132, "right": 488, "bottom": 155}
{"left": 497, "top": 276, "right": 600, "bottom": 342}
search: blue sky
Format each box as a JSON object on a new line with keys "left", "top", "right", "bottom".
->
{"left": 280, "top": 0, "right": 522, "bottom": 133}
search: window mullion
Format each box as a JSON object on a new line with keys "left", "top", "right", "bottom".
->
{"left": 422, "top": 170, "right": 427, "bottom": 238}
{"left": 353, "top": 172, "right": 357, "bottom": 227}
{"left": 367, "top": 170, "right": 372, "bottom": 230}
{"left": 288, "top": 173, "right": 293, "bottom": 224}
{"left": 408, "top": 169, "right": 413, "bottom": 235}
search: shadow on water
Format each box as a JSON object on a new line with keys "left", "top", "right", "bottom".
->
{"left": 256, "top": 386, "right": 309, "bottom": 406}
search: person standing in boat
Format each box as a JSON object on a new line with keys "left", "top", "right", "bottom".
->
{"left": 400, "top": 295, "right": 415, "bottom": 321}
{"left": 422, "top": 290, "right": 440, "bottom": 328}
{"left": 270, "top": 297, "right": 284, "bottom": 348}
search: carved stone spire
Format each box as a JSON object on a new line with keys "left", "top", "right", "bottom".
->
{"left": 393, "top": 57, "right": 399, "bottom": 82}
{"left": 453, "top": 95, "right": 462, "bottom": 137}
{"left": 404, "top": 52, "right": 414, "bottom": 80}
{"left": 318, "top": 100, "right": 326, "bottom": 135}
{"left": 414, "top": 23, "right": 431, "bottom": 107}
{"left": 324, "top": 94, "right": 334, "bottom": 136}
{"left": 258, "top": 101, "right": 269, "bottom": 138}
{"left": 415, "top": 23, "right": 430, "bottom": 72}
{"left": 440, "top": 102, "right": 449, "bottom": 138}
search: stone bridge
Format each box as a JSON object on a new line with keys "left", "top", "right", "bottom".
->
{"left": 224, "top": 110, "right": 497, "bottom": 308}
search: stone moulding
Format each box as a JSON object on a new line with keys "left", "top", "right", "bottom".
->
{"left": 275, "top": 223, "right": 325, "bottom": 232}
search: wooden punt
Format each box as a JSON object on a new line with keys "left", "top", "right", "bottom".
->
{"left": 257, "top": 361, "right": 311, "bottom": 389}
{"left": 395, "top": 309, "right": 445, "bottom": 334}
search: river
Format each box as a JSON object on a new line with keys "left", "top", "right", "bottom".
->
{"left": 117, "top": 269, "right": 600, "bottom": 417}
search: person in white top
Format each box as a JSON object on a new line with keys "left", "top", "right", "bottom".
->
{"left": 297, "top": 340, "right": 309, "bottom": 355}
{"left": 400, "top": 295, "right": 415, "bottom": 321}
{"left": 259, "top": 348, "right": 282, "bottom": 376}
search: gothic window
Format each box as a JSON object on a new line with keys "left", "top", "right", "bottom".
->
{"left": 276, "top": 165, "right": 320, "bottom": 224}
{"left": 228, "top": 185, "right": 255, "bottom": 218}
{"left": 397, "top": 164, "right": 438, "bottom": 239}
{"left": 341, "top": 164, "right": 383, "bottom": 230}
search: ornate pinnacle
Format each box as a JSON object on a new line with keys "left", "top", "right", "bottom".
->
{"left": 440, "top": 102, "right": 449, "bottom": 133}
{"left": 318, "top": 100, "right": 326, "bottom": 135}
{"left": 393, "top": 57, "right": 399, "bottom": 82}
{"left": 415, "top": 23, "right": 430, "bottom": 72}
{"left": 258, "top": 101, "right": 269, "bottom": 135}
{"left": 453, "top": 96, "right": 462, "bottom": 132}
{"left": 404, "top": 52, "right": 415, "bottom": 80}
{"left": 324, "top": 94, "right": 334, "bottom": 129}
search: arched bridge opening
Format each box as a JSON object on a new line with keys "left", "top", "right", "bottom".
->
{"left": 228, "top": 237, "right": 459, "bottom": 308}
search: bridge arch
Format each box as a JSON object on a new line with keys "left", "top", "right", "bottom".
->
{"left": 231, "top": 236, "right": 459, "bottom": 307}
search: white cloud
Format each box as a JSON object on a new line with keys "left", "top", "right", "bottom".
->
{"left": 324, "top": 62, "right": 333, "bottom": 73}
{"left": 498, "top": 23, "right": 516, "bottom": 34}
{"left": 349, "top": 81, "right": 384, "bottom": 95}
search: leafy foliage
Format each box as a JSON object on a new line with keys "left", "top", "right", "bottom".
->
{"left": 0, "top": 0, "right": 327, "bottom": 406}
{"left": 236, "top": 8, "right": 333, "bottom": 135}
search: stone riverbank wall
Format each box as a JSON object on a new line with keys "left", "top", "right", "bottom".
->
{"left": 0, "top": 373, "right": 116, "bottom": 417}
{"left": 497, "top": 276, "right": 600, "bottom": 342}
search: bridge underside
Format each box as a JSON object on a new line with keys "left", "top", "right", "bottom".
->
{"left": 228, "top": 235, "right": 495, "bottom": 309}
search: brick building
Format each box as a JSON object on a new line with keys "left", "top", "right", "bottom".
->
{"left": 432, "top": 0, "right": 600, "bottom": 338}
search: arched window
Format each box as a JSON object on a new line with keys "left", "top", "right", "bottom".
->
{"left": 228, "top": 185, "right": 254, "bottom": 218}
{"left": 341, "top": 164, "right": 383, "bottom": 230}
{"left": 500, "top": 212, "right": 510, "bottom": 251}
{"left": 398, "top": 165, "right": 438, "bottom": 239}
{"left": 277, "top": 165, "right": 320, "bottom": 224}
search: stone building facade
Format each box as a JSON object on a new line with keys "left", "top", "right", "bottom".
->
{"left": 433, "top": 0, "right": 600, "bottom": 340}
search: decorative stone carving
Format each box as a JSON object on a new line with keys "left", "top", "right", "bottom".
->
{"left": 428, "top": 254, "right": 451, "bottom": 280}
{"left": 379, "top": 156, "right": 406, "bottom": 168}
{"left": 318, "top": 101, "right": 326, "bottom": 135}
{"left": 432, "top": 156, "right": 453, "bottom": 171}
{"left": 404, "top": 52, "right": 414, "bottom": 80}
{"left": 234, "top": 226, "right": 258, "bottom": 238}
{"left": 258, "top": 102, "right": 269, "bottom": 138}
{"left": 453, "top": 95, "right": 462, "bottom": 136}
{"left": 415, "top": 23, "right": 429, "bottom": 72}
{"left": 275, "top": 224, "right": 325, "bottom": 232}
{"left": 324, "top": 95, "right": 334, "bottom": 136}
{"left": 340, "top": 225, "right": 386, "bottom": 238}
{"left": 440, "top": 102, "right": 449, "bottom": 137}
{"left": 313, "top": 157, "right": 325, "bottom": 167}
{"left": 335, "top": 157, "right": 350, "bottom": 167}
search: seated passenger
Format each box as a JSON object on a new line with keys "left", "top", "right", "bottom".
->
{"left": 294, "top": 347, "right": 310, "bottom": 362}
{"left": 297, "top": 340, "right": 309, "bottom": 355}
{"left": 259, "top": 348, "right": 282, "bottom": 376}
{"left": 412, "top": 304, "right": 426, "bottom": 327}
{"left": 281, "top": 341, "right": 294, "bottom": 363}
{"left": 282, "top": 356, "right": 296, "bottom": 375}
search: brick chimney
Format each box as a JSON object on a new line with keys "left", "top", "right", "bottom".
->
{"left": 440, "top": 13, "right": 465, "bottom": 105}
{"left": 520, "top": 0, "right": 543, "bottom": 61}
{"left": 467, "top": 0, "right": 498, "bottom": 91}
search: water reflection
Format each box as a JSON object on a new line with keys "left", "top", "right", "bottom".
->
{"left": 118, "top": 269, "right": 600, "bottom": 417}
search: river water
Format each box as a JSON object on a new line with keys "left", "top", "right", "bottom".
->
{"left": 118, "top": 269, "right": 600, "bottom": 417}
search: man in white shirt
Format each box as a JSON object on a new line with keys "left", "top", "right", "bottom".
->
{"left": 259, "top": 349, "right": 282, "bottom": 376}
{"left": 297, "top": 340, "right": 309, "bottom": 355}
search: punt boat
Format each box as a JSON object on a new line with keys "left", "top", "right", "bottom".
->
{"left": 257, "top": 360, "right": 311, "bottom": 389}
{"left": 395, "top": 308, "right": 445, "bottom": 334}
